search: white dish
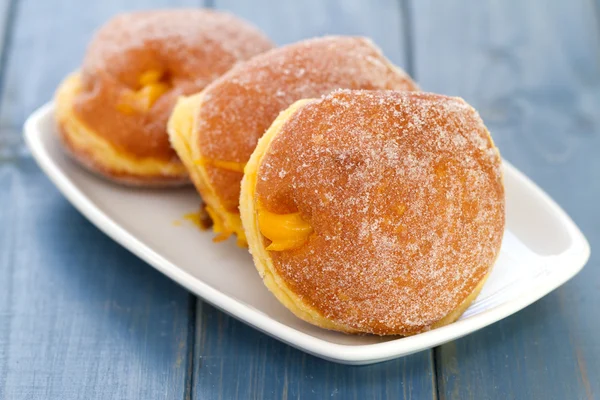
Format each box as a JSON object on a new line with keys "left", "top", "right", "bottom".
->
{"left": 24, "top": 103, "right": 590, "bottom": 365}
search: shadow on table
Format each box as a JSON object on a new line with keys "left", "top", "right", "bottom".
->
{"left": 192, "top": 277, "right": 563, "bottom": 398}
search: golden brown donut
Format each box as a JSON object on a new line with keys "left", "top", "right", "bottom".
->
{"left": 55, "top": 9, "right": 274, "bottom": 186}
{"left": 240, "top": 90, "right": 505, "bottom": 335}
{"left": 168, "top": 36, "right": 418, "bottom": 243}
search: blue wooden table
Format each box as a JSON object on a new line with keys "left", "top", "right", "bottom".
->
{"left": 1, "top": 0, "right": 598, "bottom": 398}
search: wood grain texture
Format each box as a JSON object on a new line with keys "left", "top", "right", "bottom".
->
{"left": 410, "top": 1, "right": 600, "bottom": 399}
{"left": 0, "top": 0, "right": 18, "bottom": 160}
{"left": 0, "top": 160, "right": 193, "bottom": 399}
{"left": 0, "top": 0, "right": 205, "bottom": 399}
{"left": 194, "top": 303, "right": 436, "bottom": 400}
{"left": 2, "top": 0, "right": 598, "bottom": 398}
{"left": 213, "top": 0, "right": 409, "bottom": 67}
{"left": 190, "top": 2, "right": 435, "bottom": 399}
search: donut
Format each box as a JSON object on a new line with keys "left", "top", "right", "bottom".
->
{"left": 168, "top": 36, "right": 418, "bottom": 244}
{"left": 240, "top": 90, "right": 505, "bottom": 335}
{"left": 55, "top": 9, "right": 273, "bottom": 186}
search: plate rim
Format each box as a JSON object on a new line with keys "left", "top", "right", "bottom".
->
{"left": 23, "top": 102, "right": 591, "bottom": 364}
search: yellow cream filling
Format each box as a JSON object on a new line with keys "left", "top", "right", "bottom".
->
{"left": 257, "top": 208, "right": 313, "bottom": 251}
{"left": 239, "top": 98, "right": 356, "bottom": 333}
{"left": 54, "top": 72, "right": 187, "bottom": 179}
{"left": 205, "top": 205, "right": 247, "bottom": 246}
{"left": 168, "top": 93, "right": 247, "bottom": 247}
{"left": 239, "top": 97, "right": 490, "bottom": 335}
{"left": 117, "top": 70, "right": 170, "bottom": 114}
{"left": 183, "top": 212, "right": 203, "bottom": 229}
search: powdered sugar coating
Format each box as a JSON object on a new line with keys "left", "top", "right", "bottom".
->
{"left": 255, "top": 90, "right": 505, "bottom": 335}
{"left": 74, "top": 9, "right": 273, "bottom": 160}
{"left": 195, "top": 36, "right": 418, "bottom": 211}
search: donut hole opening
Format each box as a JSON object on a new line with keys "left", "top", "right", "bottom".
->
{"left": 117, "top": 69, "right": 173, "bottom": 114}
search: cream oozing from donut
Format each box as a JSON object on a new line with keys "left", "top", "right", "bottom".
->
{"left": 244, "top": 90, "right": 504, "bottom": 335}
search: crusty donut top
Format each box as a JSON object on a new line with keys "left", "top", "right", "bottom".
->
{"left": 254, "top": 90, "right": 505, "bottom": 335}
{"left": 196, "top": 36, "right": 419, "bottom": 211}
{"left": 73, "top": 9, "right": 273, "bottom": 161}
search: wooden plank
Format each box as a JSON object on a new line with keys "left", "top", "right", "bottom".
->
{"left": 191, "top": 1, "right": 435, "bottom": 399}
{"left": 0, "top": 0, "right": 16, "bottom": 54}
{"left": 194, "top": 303, "right": 436, "bottom": 400}
{"left": 0, "top": 0, "right": 18, "bottom": 159}
{"left": 212, "top": 0, "right": 410, "bottom": 67}
{"left": 411, "top": 1, "right": 600, "bottom": 398}
{"left": 0, "top": 0, "right": 205, "bottom": 399}
{"left": 0, "top": 160, "right": 194, "bottom": 399}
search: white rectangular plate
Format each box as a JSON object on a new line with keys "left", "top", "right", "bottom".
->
{"left": 24, "top": 103, "right": 590, "bottom": 365}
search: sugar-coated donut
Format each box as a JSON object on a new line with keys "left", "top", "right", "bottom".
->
{"left": 240, "top": 90, "right": 505, "bottom": 335}
{"left": 168, "top": 36, "right": 418, "bottom": 243}
{"left": 55, "top": 9, "right": 274, "bottom": 186}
